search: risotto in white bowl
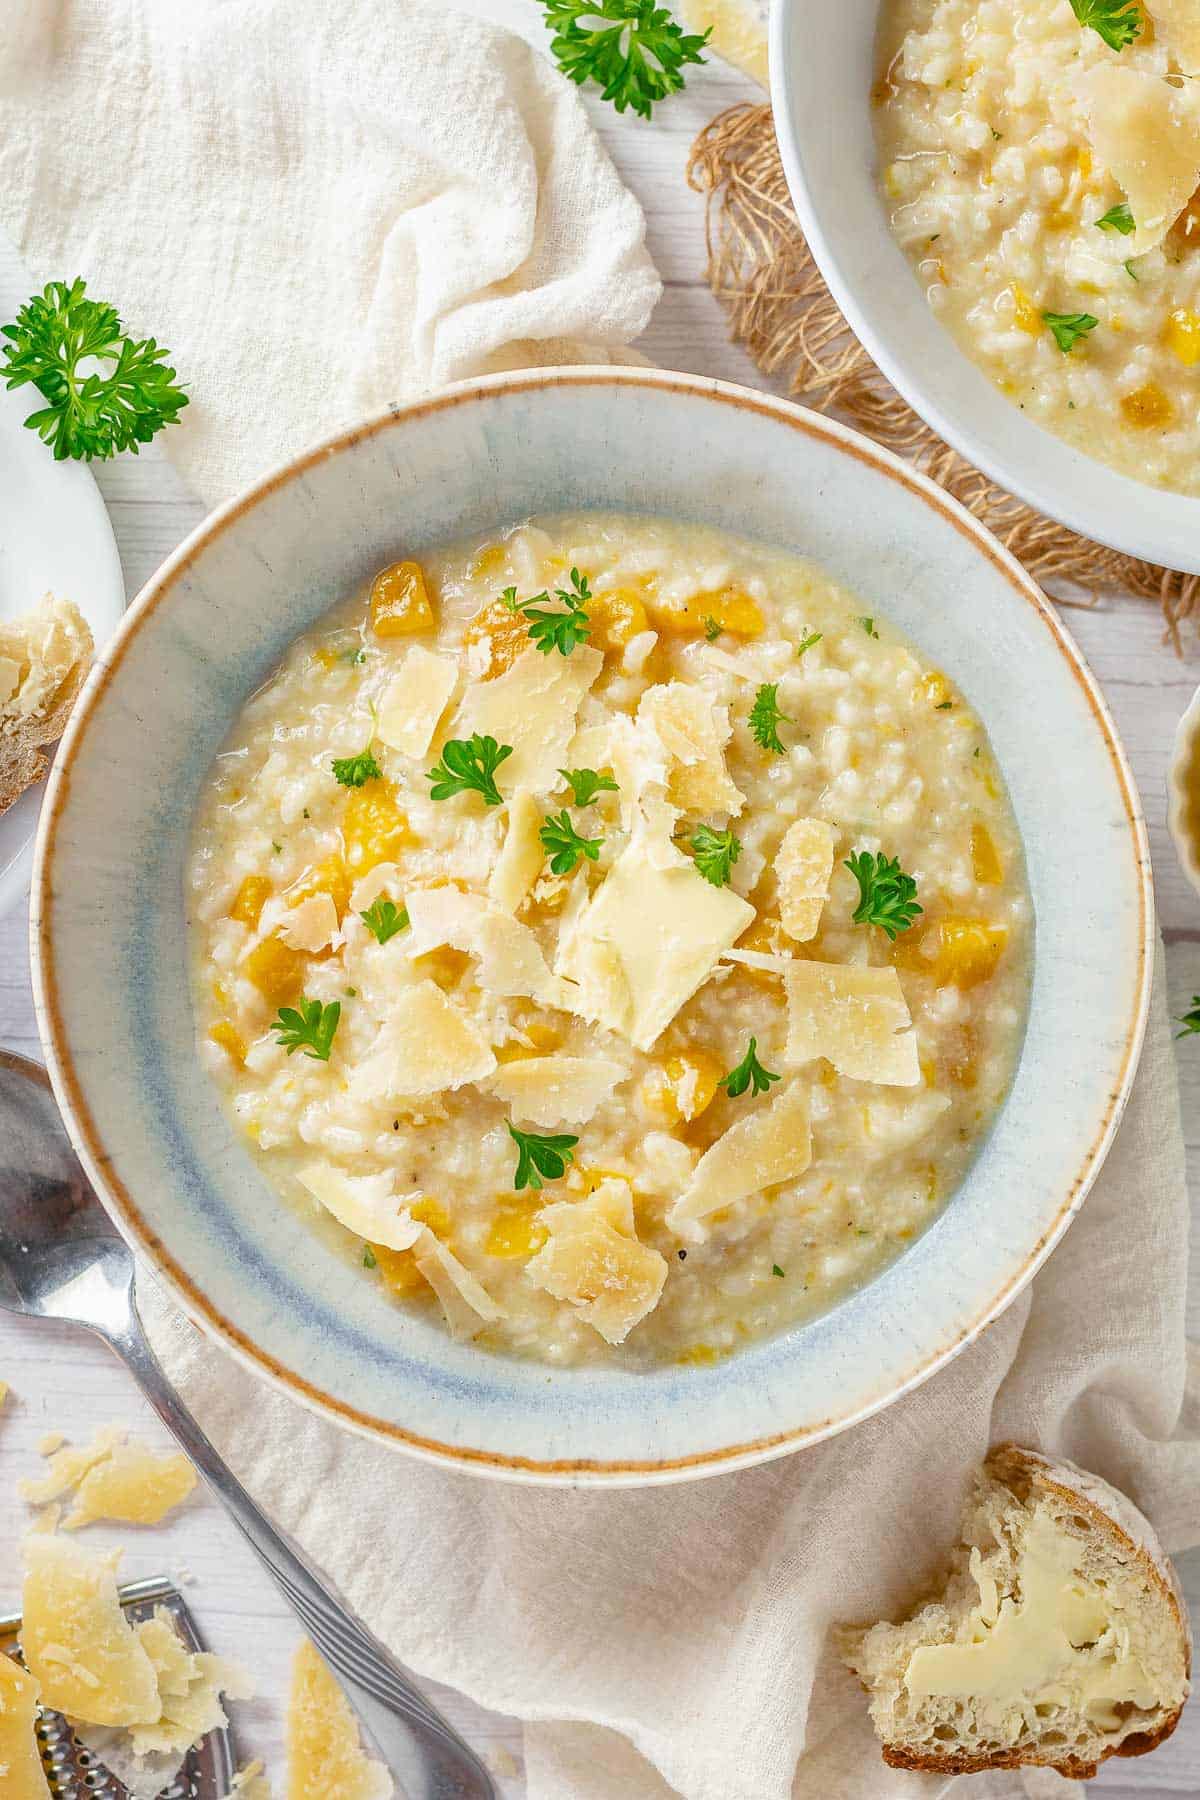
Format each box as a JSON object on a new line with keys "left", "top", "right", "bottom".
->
{"left": 876, "top": 0, "right": 1200, "bottom": 494}
{"left": 188, "top": 512, "right": 1031, "bottom": 1370}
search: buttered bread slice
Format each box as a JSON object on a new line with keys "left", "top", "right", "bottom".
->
{"left": 842, "top": 1443, "right": 1191, "bottom": 1779}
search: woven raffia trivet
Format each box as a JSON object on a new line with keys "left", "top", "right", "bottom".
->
{"left": 687, "top": 101, "right": 1199, "bottom": 651}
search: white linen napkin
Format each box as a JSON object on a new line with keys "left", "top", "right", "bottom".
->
{"left": 0, "top": 0, "right": 660, "bottom": 507}
{"left": 138, "top": 949, "right": 1200, "bottom": 1800}
{"left": 3, "top": 6, "right": 1196, "bottom": 1796}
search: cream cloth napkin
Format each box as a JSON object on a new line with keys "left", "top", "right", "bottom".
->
{"left": 0, "top": 0, "right": 660, "bottom": 507}
{"left": 136, "top": 950, "right": 1199, "bottom": 1800}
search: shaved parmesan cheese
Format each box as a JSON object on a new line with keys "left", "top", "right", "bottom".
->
{"left": 1148, "top": 0, "right": 1200, "bottom": 72}
{"left": 669, "top": 1082, "right": 812, "bottom": 1241}
{"left": 279, "top": 892, "right": 339, "bottom": 953}
{"left": 1076, "top": 65, "right": 1200, "bottom": 251}
{"left": 0, "top": 1654, "right": 52, "bottom": 1799}
{"left": 776, "top": 818, "right": 836, "bottom": 940}
{"left": 488, "top": 1055, "right": 625, "bottom": 1125}
{"left": 569, "top": 713, "right": 669, "bottom": 828}
{"left": 411, "top": 1228, "right": 506, "bottom": 1338}
{"left": 375, "top": 647, "right": 458, "bottom": 758}
{"left": 62, "top": 1440, "right": 197, "bottom": 1531}
{"left": 526, "top": 1182, "right": 667, "bottom": 1344}
{"left": 405, "top": 885, "right": 569, "bottom": 1007}
{"left": 222, "top": 1763, "right": 273, "bottom": 1800}
{"left": 454, "top": 645, "right": 602, "bottom": 796}
{"left": 20, "top": 1426, "right": 125, "bottom": 1506}
{"left": 288, "top": 1640, "right": 392, "bottom": 1800}
{"left": 489, "top": 790, "right": 545, "bottom": 913}
{"left": 21, "top": 1536, "right": 160, "bottom": 1727}
{"left": 356, "top": 981, "right": 497, "bottom": 1099}
{"left": 350, "top": 861, "right": 401, "bottom": 914}
{"left": 128, "top": 1609, "right": 254, "bottom": 1758}
{"left": 784, "top": 960, "right": 920, "bottom": 1086}
{"left": 556, "top": 834, "right": 753, "bottom": 1050}
{"left": 638, "top": 682, "right": 745, "bottom": 816}
{"left": 296, "top": 1164, "right": 423, "bottom": 1252}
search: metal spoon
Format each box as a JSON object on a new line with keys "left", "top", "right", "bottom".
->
{"left": 0, "top": 1047, "right": 497, "bottom": 1800}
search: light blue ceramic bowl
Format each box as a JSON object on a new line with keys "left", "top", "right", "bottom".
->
{"left": 31, "top": 370, "right": 1152, "bottom": 1485}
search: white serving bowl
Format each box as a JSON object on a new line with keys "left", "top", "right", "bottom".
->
{"left": 31, "top": 369, "right": 1151, "bottom": 1484}
{"left": 770, "top": 0, "right": 1200, "bottom": 573}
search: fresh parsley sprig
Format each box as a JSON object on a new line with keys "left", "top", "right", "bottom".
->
{"left": 689, "top": 823, "right": 741, "bottom": 888}
{"left": 540, "top": 809, "right": 604, "bottom": 875}
{"left": 1095, "top": 202, "right": 1135, "bottom": 236}
{"left": 796, "top": 631, "right": 822, "bottom": 656}
{"left": 360, "top": 897, "right": 409, "bottom": 944}
{"left": 845, "top": 850, "right": 923, "bottom": 940}
{"left": 426, "top": 734, "right": 513, "bottom": 806}
{"left": 1176, "top": 996, "right": 1200, "bottom": 1038}
{"left": 721, "top": 1037, "right": 781, "bottom": 1100}
{"left": 271, "top": 997, "right": 341, "bottom": 1061}
{"left": 1043, "top": 310, "right": 1098, "bottom": 353}
{"left": 332, "top": 744, "right": 382, "bottom": 788}
{"left": 540, "top": 0, "right": 710, "bottom": 120}
{"left": 559, "top": 767, "right": 619, "bottom": 806}
{"left": 507, "top": 1123, "right": 579, "bottom": 1191}
{"left": 502, "top": 569, "right": 593, "bottom": 657}
{"left": 1068, "top": 0, "right": 1142, "bottom": 51}
{"left": 1, "top": 278, "right": 188, "bottom": 462}
{"left": 748, "top": 682, "right": 791, "bottom": 754}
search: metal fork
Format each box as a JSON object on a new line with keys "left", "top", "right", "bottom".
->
{"left": 0, "top": 1050, "right": 496, "bottom": 1800}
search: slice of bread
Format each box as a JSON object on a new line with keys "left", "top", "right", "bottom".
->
{"left": 0, "top": 594, "right": 93, "bottom": 816}
{"left": 841, "top": 1443, "right": 1191, "bottom": 1779}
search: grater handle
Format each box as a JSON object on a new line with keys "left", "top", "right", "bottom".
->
{"left": 102, "top": 1293, "right": 498, "bottom": 1800}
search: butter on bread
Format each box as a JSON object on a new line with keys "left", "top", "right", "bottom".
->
{"left": 0, "top": 593, "right": 93, "bottom": 816}
{"left": 841, "top": 1443, "right": 1191, "bottom": 1780}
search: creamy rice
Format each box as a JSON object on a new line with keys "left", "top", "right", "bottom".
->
{"left": 876, "top": 0, "right": 1200, "bottom": 494}
{"left": 188, "top": 514, "right": 1031, "bottom": 1368}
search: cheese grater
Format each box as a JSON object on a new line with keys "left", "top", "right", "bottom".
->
{"left": 0, "top": 1575, "right": 239, "bottom": 1800}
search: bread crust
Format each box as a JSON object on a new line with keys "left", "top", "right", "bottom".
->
{"left": 861, "top": 1442, "right": 1191, "bottom": 1780}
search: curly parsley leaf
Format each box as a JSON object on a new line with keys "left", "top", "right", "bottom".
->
{"left": 507, "top": 1122, "right": 579, "bottom": 1191}
{"left": 1068, "top": 0, "right": 1142, "bottom": 50}
{"left": 1, "top": 278, "right": 188, "bottom": 462}
{"left": 845, "top": 850, "right": 923, "bottom": 940}
{"left": 858, "top": 616, "right": 879, "bottom": 639}
{"left": 720, "top": 1036, "right": 781, "bottom": 1100}
{"left": 362, "top": 1244, "right": 378, "bottom": 1269}
{"left": 559, "top": 767, "right": 619, "bottom": 807}
{"left": 1095, "top": 201, "right": 1135, "bottom": 235}
{"left": 704, "top": 614, "right": 722, "bottom": 642}
{"left": 1176, "top": 996, "right": 1200, "bottom": 1039}
{"left": 540, "top": 809, "right": 604, "bottom": 875}
{"left": 426, "top": 733, "right": 513, "bottom": 806}
{"left": 748, "top": 682, "right": 791, "bottom": 754}
{"left": 689, "top": 823, "right": 742, "bottom": 888}
{"left": 360, "top": 897, "right": 409, "bottom": 944}
{"left": 796, "top": 631, "right": 823, "bottom": 656}
{"left": 1124, "top": 258, "right": 1140, "bottom": 281}
{"left": 1043, "top": 310, "right": 1098, "bottom": 353}
{"left": 271, "top": 997, "right": 341, "bottom": 1062}
{"left": 540, "top": 0, "right": 710, "bottom": 120}
{"left": 332, "top": 745, "right": 382, "bottom": 788}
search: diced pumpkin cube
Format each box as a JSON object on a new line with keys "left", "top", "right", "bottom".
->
{"left": 919, "top": 670, "right": 953, "bottom": 709}
{"left": 485, "top": 1200, "right": 549, "bottom": 1260}
{"left": 648, "top": 585, "right": 764, "bottom": 639}
{"left": 369, "top": 560, "right": 435, "bottom": 638}
{"left": 971, "top": 822, "right": 1004, "bottom": 885}
{"left": 1164, "top": 308, "right": 1200, "bottom": 366}
{"left": 641, "top": 1049, "right": 725, "bottom": 1126}
{"left": 410, "top": 1196, "right": 451, "bottom": 1237}
{"left": 462, "top": 598, "right": 533, "bottom": 680}
{"left": 242, "top": 933, "right": 306, "bottom": 1004}
{"left": 1120, "top": 383, "right": 1173, "bottom": 429}
{"left": 589, "top": 587, "right": 649, "bottom": 651}
{"left": 229, "top": 874, "right": 272, "bottom": 928}
{"left": 341, "top": 779, "right": 413, "bottom": 875}
{"left": 734, "top": 914, "right": 786, "bottom": 986}
{"left": 288, "top": 854, "right": 352, "bottom": 919}
{"left": 1009, "top": 282, "right": 1043, "bottom": 335}
{"left": 371, "top": 1243, "right": 428, "bottom": 1295}
{"left": 927, "top": 917, "right": 1008, "bottom": 989}
{"left": 209, "top": 1021, "right": 248, "bottom": 1067}
{"left": 412, "top": 946, "right": 473, "bottom": 991}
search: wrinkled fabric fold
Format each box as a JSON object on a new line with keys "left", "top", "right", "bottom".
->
{"left": 0, "top": 0, "right": 661, "bottom": 507}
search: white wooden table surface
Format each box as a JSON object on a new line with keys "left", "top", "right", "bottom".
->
{"left": 0, "top": 7, "right": 1197, "bottom": 1796}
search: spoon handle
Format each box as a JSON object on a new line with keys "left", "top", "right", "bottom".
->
{"left": 108, "top": 1294, "right": 496, "bottom": 1800}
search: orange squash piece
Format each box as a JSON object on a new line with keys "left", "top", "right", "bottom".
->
{"left": 927, "top": 917, "right": 1008, "bottom": 990}
{"left": 970, "top": 823, "right": 1004, "bottom": 886}
{"left": 341, "top": 779, "right": 412, "bottom": 875}
{"left": 229, "top": 874, "right": 272, "bottom": 928}
{"left": 242, "top": 933, "right": 306, "bottom": 1005}
{"left": 368, "top": 560, "right": 435, "bottom": 638}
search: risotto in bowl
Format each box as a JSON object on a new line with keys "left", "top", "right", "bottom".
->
{"left": 32, "top": 371, "right": 1150, "bottom": 1480}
